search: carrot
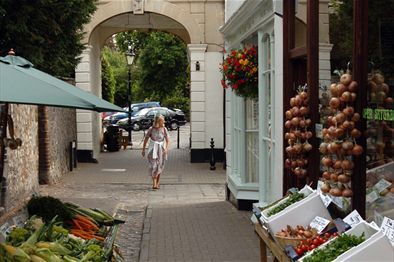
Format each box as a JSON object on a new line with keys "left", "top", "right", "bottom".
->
{"left": 76, "top": 219, "right": 99, "bottom": 231}
{"left": 72, "top": 219, "right": 83, "bottom": 230}
{"left": 75, "top": 214, "right": 99, "bottom": 227}
{"left": 92, "top": 235, "right": 105, "bottom": 241}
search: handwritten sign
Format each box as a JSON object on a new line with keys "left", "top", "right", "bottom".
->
{"left": 319, "top": 193, "right": 332, "bottom": 207}
{"left": 343, "top": 210, "right": 363, "bottom": 227}
{"left": 380, "top": 217, "right": 394, "bottom": 245}
{"left": 310, "top": 216, "right": 331, "bottom": 234}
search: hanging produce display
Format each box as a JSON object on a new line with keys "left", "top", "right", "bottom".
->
{"left": 319, "top": 72, "right": 363, "bottom": 198}
{"left": 284, "top": 85, "right": 313, "bottom": 178}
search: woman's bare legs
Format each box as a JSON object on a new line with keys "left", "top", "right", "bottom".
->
{"left": 157, "top": 174, "right": 161, "bottom": 188}
{"left": 152, "top": 177, "right": 158, "bottom": 189}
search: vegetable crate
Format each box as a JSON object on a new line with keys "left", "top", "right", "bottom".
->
{"left": 299, "top": 221, "right": 393, "bottom": 262}
{"left": 259, "top": 185, "right": 315, "bottom": 224}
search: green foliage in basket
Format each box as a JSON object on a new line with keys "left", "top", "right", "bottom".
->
{"left": 303, "top": 233, "right": 365, "bottom": 262}
{"left": 267, "top": 192, "right": 305, "bottom": 217}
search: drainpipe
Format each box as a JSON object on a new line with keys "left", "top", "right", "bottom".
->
{"left": 0, "top": 103, "right": 9, "bottom": 209}
{"left": 38, "top": 106, "right": 50, "bottom": 184}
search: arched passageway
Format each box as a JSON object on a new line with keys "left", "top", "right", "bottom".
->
{"left": 75, "top": 0, "right": 225, "bottom": 163}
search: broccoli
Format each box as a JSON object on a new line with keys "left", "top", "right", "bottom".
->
{"left": 6, "top": 228, "right": 30, "bottom": 246}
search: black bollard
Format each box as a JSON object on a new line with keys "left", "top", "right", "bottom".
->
{"left": 177, "top": 126, "right": 180, "bottom": 149}
{"left": 210, "top": 138, "right": 216, "bottom": 170}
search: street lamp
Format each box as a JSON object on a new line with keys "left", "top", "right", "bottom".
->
{"left": 125, "top": 49, "right": 135, "bottom": 147}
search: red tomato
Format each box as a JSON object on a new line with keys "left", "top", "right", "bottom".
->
{"left": 307, "top": 239, "right": 313, "bottom": 244}
{"left": 321, "top": 239, "right": 327, "bottom": 244}
{"left": 313, "top": 238, "right": 320, "bottom": 246}
{"left": 296, "top": 248, "right": 303, "bottom": 256}
{"left": 333, "top": 232, "right": 339, "bottom": 237}
{"left": 310, "top": 244, "right": 317, "bottom": 250}
{"left": 301, "top": 245, "right": 308, "bottom": 252}
{"left": 325, "top": 232, "right": 331, "bottom": 238}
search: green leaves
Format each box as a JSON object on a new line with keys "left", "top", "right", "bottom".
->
{"left": 0, "top": 0, "right": 97, "bottom": 77}
{"left": 267, "top": 192, "right": 305, "bottom": 217}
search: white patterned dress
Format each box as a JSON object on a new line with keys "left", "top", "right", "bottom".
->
{"left": 146, "top": 126, "right": 169, "bottom": 177}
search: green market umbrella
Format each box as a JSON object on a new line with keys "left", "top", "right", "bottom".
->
{"left": 0, "top": 54, "right": 124, "bottom": 112}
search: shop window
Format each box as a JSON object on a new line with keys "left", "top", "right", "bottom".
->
{"left": 246, "top": 99, "right": 259, "bottom": 183}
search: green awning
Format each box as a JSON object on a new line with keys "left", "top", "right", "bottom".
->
{"left": 0, "top": 55, "right": 124, "bottom": 112}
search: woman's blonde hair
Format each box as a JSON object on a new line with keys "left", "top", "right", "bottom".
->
{"left": 153, "top": 114, "right": 165, "bottom": 127}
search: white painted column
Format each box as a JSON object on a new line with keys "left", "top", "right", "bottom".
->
{"left": 188, "top": 44, "right": 208, "bottom": 150}
{"left": 75, "top": 47, "right": 94, "bottom": 156}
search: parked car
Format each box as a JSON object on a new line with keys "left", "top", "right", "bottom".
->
{"left": 117, "top": 107, "right": 186, "bottom": 131}
{"left": 103, "top": 101, "right": 160, "bottom": 125}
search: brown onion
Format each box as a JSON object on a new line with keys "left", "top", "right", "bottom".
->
{"left": 333, "top": 160, "right": 342, "bottom": 169}
{"left": 293, "top": 144, "right": 303, "bottom": 154}
{"left": 340, "top": 73, "right": 352, "bottom": 85}
{"left": 286, "top": 146, "right": 294, "bottom": 155}
{"left": 330, "top": 173, "right": 338, "bottom": 182}
{"left": 352, "top": 113, "right": 360, "bottom": 122}
{"left": 322, "top": 171, "right": 331, "bottom": 180}
{"left": 336, "top": 83, "right": 347, "bottom": 96}
{"left": 285, "top": 110, "right": 292, "bottom": 120}
{"left": 329, "top": 187, "right": 343, "bottom": 197}
{"left": 341, "top": 160, "right": 353, "bottom": 170}
{"left": 285, "top": 159, "right": 291, "bottom": 168}
{"left": 285, "top": 120, "right": 292, "bottom": 129}
{"left": 294, "top": 95, "right": 302, "bottom": 106}
{"left": 351, "top": 128, "right": 361, "bottom": 138}
{"left": 350, "top": 92, "right": 357, "bottom": 102}
{"left": 291, "top": 117, "right": 300, "bottom": 127}
{"left": 306, "top": 131, "right": 313, "bottom": 139}
{"left": 329, "top": 97, "right": 341, "bottom": 109}
{"left": 340, "top": 91, "right": 351, "bottom": 102}
{"left": 342, "top": 189, "right": 353, "bottom": 198}
{"left": 330, "top": 83, "right": 338, "bottom": 97}
{"left": 343, "top": 106, "right": 354, "bottom": 116}
{"left": 300, "top": 91, "right": 308, "bottom": 100}
{"left": 303, "top": 142, "right": 312, "bottom": 152}
{"left": 321, "top": 157, "right": 333, "bottom": 167}
{"left": 372, "top": 73, "right": 384, "bottom": 84}
{"left": 348, "top": 81, "right": 358, "bottom": 92}
{"left": 382, "top": 83, "right": 390, "bottom": 94}
{"left": 320, "top": 183, "right": 330, "bottom": 193}
{"left": 300, "top": 106, "right": 309, "bottom": 116}
{"left": 319, "top": 143, "right": 329, "bottom": 154}
{"left": 290, "top": 97, "right": 296, "bottom": 107}
{"left": 291, "top": 106, "right": 300, "bottom": 117}
{"left": 338, "top": 174, "right": 351, "bottom": 183}
{"left": 335, "top": 128, "right": 345, "bottom": 138}
{"left": 335, "top": 113, "right": 346, "bottom": 124}
{"left": 285, "top": 132, "right": 290, "bottom": 140}
{"left": 352, "top": 144, "right": 363, "bottom": 156}
{"left": 342, "top": 141, "right": 354, "bottom": 151}
{"left": 342, "top": 120, "right": 351, "bottom": 130}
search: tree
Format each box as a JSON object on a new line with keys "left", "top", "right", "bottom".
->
{"left": 101, "top": 48, "right": 116, "bottom": 103}
{"left": 0, "top": 0, "right": 97, "bottom": 77}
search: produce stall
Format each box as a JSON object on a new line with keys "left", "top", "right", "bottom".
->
{"left": 0, "top": 196, "right": 124, "bottom": 261}
{"left": 252, "top": 187, "right": 394, "bottom": 262}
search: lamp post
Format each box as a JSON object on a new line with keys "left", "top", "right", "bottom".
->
{"left": 125, "top": 50, "right": 135, "bottom": 147}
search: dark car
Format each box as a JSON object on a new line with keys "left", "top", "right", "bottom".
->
{"left": 103, "top": 101, "right": 160, "bottom": 125}
{"left": 117, "top": 107, "right": 186, "bottom": 131}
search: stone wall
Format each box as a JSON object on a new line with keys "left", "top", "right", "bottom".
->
{"left": 4, "top": 104, "right": 39, "bottom": 211}
{"left": 46, "top": 107, "right": 77, "bottom": 184}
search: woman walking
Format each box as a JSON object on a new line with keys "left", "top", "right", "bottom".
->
{"left": 142, "top": 115, "right": 170, "bottom": 189}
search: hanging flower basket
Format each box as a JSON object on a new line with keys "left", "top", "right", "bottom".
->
{"left": 220, "top": 46, "right": 258, "bottom": 99}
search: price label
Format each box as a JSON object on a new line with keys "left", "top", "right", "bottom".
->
{"left": 310, "top": 216, "right": 331, "bottom": 234}
{"left": 319, "top": 193, "right": 332, "bottom": 207}
{"left": 0, "top": 222, "right": 11, "bottom": 238}
{"left": 380, "top": 217, "right": 394, "bottom": 245}
{"left": 343, "top": 210, "right": 363, "bottom": 227}
{"left": 331, "top": 196, "right": 344, "bottom": 209}
{"left": 315, "top": 123, "right": 323, "bottom": 139}
{"left": 373, "top": 179, "right": 392, "bottom": 193}
{"left": 366, "top": 190, "right": 379, "bottom": 203}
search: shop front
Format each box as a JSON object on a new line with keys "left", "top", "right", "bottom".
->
{"left": 221, "top": 0, "right": 332, "bottom": 209}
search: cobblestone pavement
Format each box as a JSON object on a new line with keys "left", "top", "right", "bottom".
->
{"left": 39, "top": 124, "right": 261, "bottom": 262}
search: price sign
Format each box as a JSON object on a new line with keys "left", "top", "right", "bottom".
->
{"left": 380, "top": 217, "right": 394, "bottom": 245}
{"left": 373, "top": 179, "right": 392, "bottom": 193}
{"left": 310, "top": 216, "right": 331, "bottom": 234}
{"left": 319, "top": 193, "right": 332, "bottom": 207}
{"left": 331, "top": 196, "right": 344, "bottom": 209}
{"left": 343, "top": 210, "right": 363, "bottom": 227}
{"left": 0, "top": 222, "right": 11, "bottom": 238}
{"left": 366, "top": 190, "right": 379, "bottom": 203}
{"left": 315, "top": 123, "right": 323, "bottom": 139}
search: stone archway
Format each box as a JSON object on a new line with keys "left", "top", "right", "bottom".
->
{"left": 75, "top": 0, "right": 225, "bottom": 163}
